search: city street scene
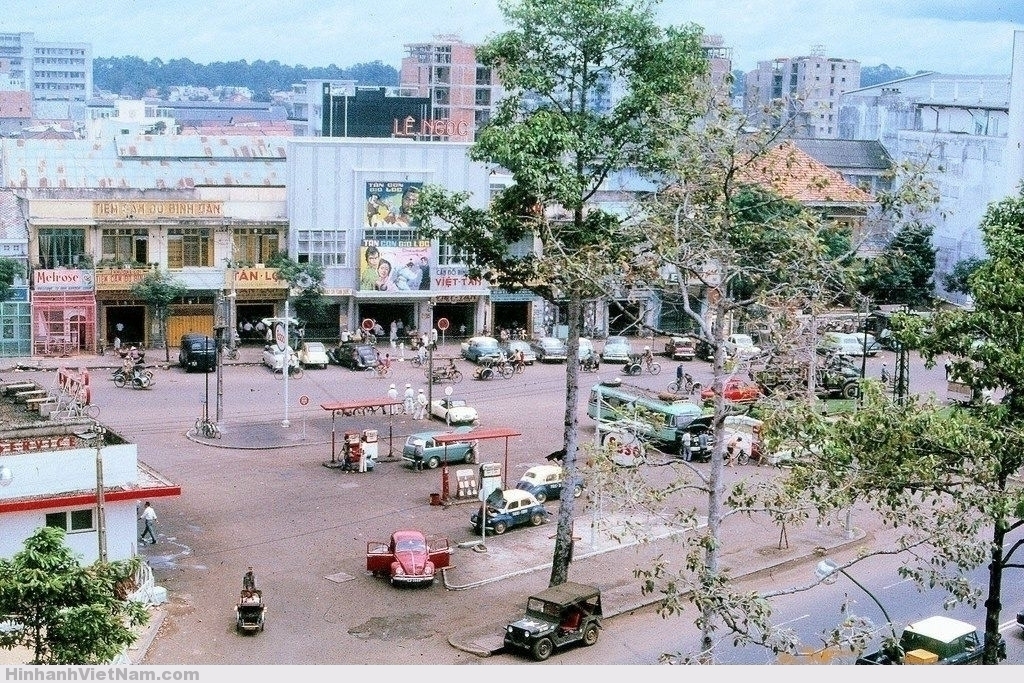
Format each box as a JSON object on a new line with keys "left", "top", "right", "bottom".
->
{"left": 1, "top": 0, "right": 1024, "bottom": 671}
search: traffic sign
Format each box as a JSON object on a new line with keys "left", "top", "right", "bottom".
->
{"left": 361, "top": 318, "right": 374, "bottom": 331}
{"left": 299, "top": 395, "right": 309, "bottom": 406}
{"left": 437, "top": 317, "right": 450, "bottom": 331}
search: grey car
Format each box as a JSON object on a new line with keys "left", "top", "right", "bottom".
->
{"left": 529, "top": 337, "right": 568, "bottom": 363}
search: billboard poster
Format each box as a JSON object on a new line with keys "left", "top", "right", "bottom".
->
{"left": 364, "top": 181, "right": 422, "bottom": 228}
{"left": 359, "top": 242, "right": 432, "bottom": 292}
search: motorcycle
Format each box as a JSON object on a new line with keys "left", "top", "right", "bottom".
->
{"left": 113, "top": 363, "right": 153, "bottom": 390}
{"left": 580, "top": 353, "right": 600, "bottom": 373}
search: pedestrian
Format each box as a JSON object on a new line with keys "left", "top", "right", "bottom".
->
{"left": 681, "top": 430, "right": 692, "bottom": 462}
{"left": 417, "top": 343, "right": 427, "bottom": 366}
{"left": 387, "top": 382, "right": 398, "bottom": 402}
{"left": 139, "top": 501, "right": 157, "bottom": 544}
{"left": 697, "top": 431, "right": 709, "bottom": 461}
{"left": 390, "top": 320, "right": 398, "bottom": 347}
{"left": 415, "top": 389, "right": 428, "bottom": 420}
{"left": 430, "top": 328, "right": 438, "bottom": 350}
{"left": 403, "top": 383, "right": 415, "bottom": 415}
{"left": 725, "top": 434, "right": 743, "bottom": 467}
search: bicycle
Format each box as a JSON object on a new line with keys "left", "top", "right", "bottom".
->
{"left": 194, "top": 416, "right": 221, "bottom": 439}
{"left": 667, "top": 373, "right": 701, "bottom": 395}
{"left": 368, "top": 364, "right": 391, "bottom": 378}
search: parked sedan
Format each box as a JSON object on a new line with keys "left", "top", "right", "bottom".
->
{"left": 700, "top": 377, "right": 763, "bottom": 405}
{"left": 515, "top": 464, "right": 583, "bottom": 503}
{"left": 401, "top": 427, "right": 477, "bottom": 470}
{"left": 329, "top": 342, "right": 378, "bottom": 370}
{"left": 430, "top": 397, "right": 478, "bottom": 426}
{"left": 365, "top": 530, "right": 452, "bottom": 587}
{"left": 601, "top": 335, "right": 633, "bottom": 363}
{"left": 471, "top": 489, "right": 550, "bottom": 535}
{"left": 499, "top": 339, "right": 536, "bottom": 365}
{"left": 530, "top": 337, "right": 569, "bottom": 363}
{"left": 297, "top": 341, "right": 329, "bottom": 369}
{"left": 664, "top": 335, "right": 697, "bottom": 361}
{"left": 461, "top": 336, "right": 503, "bottom": 364}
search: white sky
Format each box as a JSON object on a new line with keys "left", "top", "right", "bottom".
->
{"left": 3, "top": 0, "right": 1023, "bottom": 75}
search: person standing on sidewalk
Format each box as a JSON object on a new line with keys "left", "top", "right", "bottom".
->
{"left": 403, "top": 383, "right": 415, "bottom": 415}
{"left": 139, "top": 501, "right": 157, "bottom": 544}
{"left": 414, "top": 389, "right": 428, "bottom": 420}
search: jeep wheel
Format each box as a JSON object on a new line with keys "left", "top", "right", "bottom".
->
{"left": 534, "top": 491, "right": 547, "bottom": 503}
{"left": 582, "top": 624, "right": 600, "bottom": 646}
{"left": 425, "top": 456, "right": 441, "bottom": 470}
{"left": 530, "top": 512, "right": 545, "bottom": 526}
{"left": 572, "top": 484, "right": 583, "bottom": 498}
{"left": 492, "top": 521, "right": 508, "bottom": 535}
{"left": 842, "top": 382, "right": 860, "bottom": 399}
{"left": 532, "top": 637, "right": 554, "bottom": 661}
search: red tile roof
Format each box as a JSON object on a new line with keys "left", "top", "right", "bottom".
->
{"left": 741, "top": 141, "right": 873, "bottom": 204}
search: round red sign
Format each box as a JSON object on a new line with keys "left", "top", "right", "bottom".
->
{"left": 299, "top": 395, "right": 309, "bottom": 406}
{"left": 436, "top": 317, "right": 450, "bottom": 331}
{"left": 361, "top": 318, "right": 375, "bottom": 331}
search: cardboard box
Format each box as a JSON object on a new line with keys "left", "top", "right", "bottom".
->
{"left": 904, "top": 648, "right": 939, "bottom": 664}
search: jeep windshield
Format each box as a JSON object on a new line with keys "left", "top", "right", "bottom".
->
{"left": 526, "top": 597, "right": 561, "bottom": 619}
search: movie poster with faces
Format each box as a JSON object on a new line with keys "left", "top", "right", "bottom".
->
{"left": 364, "top": 181, "right": 422, "bottom": 229}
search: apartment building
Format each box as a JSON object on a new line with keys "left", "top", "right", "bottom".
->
{"left": 745, "top": 51, "right": 861, "bottom": 139}
{"left": 0, "top": 32, "right": 92, "bottom": 103}
{"left": 399, "top": 35, "right": 503, "bottom": 142}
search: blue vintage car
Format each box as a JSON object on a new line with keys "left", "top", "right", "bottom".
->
{"left": 515, "top": 465, "right": 583, "bottom": 503}
{"left": 471, "top": 489, "right": 550, "bottom": 535}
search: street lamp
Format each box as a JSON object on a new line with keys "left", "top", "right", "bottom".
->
{"left": 75, "top": 424, "right": 107, "bottom": 563}
{"left": 815, "top": 559, "right": 897, "bottom": 640}
{"left": 427, "top": 299, "right": 435, "bottom": 411}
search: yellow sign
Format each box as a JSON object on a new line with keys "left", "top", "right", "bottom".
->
{"left": 95, "top": 269, "right": 151, "bottom": 290}
{"left": 93, "top": 200, "right": 223, "bottom": 219}
{"left": 226, "top": 268, "right": 288, "bottom": 290}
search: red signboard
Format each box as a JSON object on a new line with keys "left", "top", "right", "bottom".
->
{"left": 362, "top": 318, "right": 375, "bottom": 331}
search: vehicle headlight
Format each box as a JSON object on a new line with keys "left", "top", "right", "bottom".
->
{"left": 507, "top": 626, "right": 514, "bottom": 634}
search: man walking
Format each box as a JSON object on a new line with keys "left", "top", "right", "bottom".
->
{"left": 139, "top": 501, "right": 157, "bottom": 544}
{"left": 403, "top": 383, "right": 415, "bottom": 415}
{"left": 681, "top": 430, "right": 693, "bottom": 462}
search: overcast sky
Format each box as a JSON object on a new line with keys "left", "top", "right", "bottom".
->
{"left": 4, "top": 0, "right": 1023, "bottom": 76}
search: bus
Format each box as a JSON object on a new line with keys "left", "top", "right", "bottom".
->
{"left": 586, "top": 379, "right": 704, "bottom": 451}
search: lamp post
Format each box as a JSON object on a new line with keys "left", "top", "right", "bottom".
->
{"left": 816, "top": 559, "right": 896, "bottom": 640}
{"left": 427, "top": 299, "right": 435, "bottom": 411}
{"left": 76, "top": 424, "right": 107, "bottom": 563}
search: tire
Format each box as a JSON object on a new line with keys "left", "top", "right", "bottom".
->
{"left": 465, "top": 447, "right": 476, "bottom": 464}
{"left": 84, "top": 404, "right": 100, "bottom": 418}
{"left": 292, "top": 367, "right": 304, "bottom": 379}
{"left": 113, "top": 375, "right": 126, "bottom": 389}
{"left": 530, "top": 512, "right": 545, "bottom": 526}
{"left": 492, "top": 521, "right": 508, "bottom": 535}
{"left": 737, "top": 451, "right": 750, "bottom": 466}
{"left": 842, "top": 382, "right": 860, "bottom": 399}
{"left": 532, "top": 637, "right": 553, "bottom": 661}
{"left": 425, "top": 456, "right": 440, "bottom": 470}
{"left": 649, "top": 362, "right": 661, "bottom": 375}
{"left": 582, "top": 624, "right": 599, "bottom": 646}
{"left": 500, "top": 365, "right": 514, "bottom": 380}
{"left": 667, "top": 381, "right": 680, "bottom": 393}
{"left": 572, "top": 484, "right": 583, "bottom": 498}
{"left": 451, "top": 370, "right": 463, "bottom": 384}
{"left": 534, "top": 491, "right": 547, "bottom": 504}
{"left": 379, "top": 366, "right": 390, "bottom": 378}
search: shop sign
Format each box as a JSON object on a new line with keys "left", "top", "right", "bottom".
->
{"left": 95, "top": 269, "right": 151, "bottom": 290}
{"left": 226, "top": 268, "right": 288, "bottom": 290}
{"left": 0, "top": 435, "right": 76, "bottom": 455}
{"left": 33, "top": 269, "right": 94, "bottom": 292}
{"left": 322, "top": 288, "right": 354, "bottom": 297}
{"left": 93, "top": 200, "right": 223, "bottom": 219}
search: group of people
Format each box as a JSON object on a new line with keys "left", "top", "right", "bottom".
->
{"left": 388, "top": 382, "right": 429, "bottom": 419}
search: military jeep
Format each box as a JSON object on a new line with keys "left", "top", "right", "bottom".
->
{"left": 503, "top": 582, "right": 603, "bottom": 661}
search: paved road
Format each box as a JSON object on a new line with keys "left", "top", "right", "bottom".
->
{"left": 1, "top": 342, "right": 951, "bottom": 665}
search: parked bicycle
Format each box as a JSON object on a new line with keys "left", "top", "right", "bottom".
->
{"left": 194, "top": 416, "right": 221, "bottom": 439}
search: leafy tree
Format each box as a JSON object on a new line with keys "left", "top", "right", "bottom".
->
{"left": 0, "top": 257, "right": 25, "bottom": 303}
{"left": 266, "top": 253, "right": 326, "bottom": 325}
{"left": 412, "top": 0, "right": 708, "bottom": 587}
{"left": 859, "top": 160, "right": 939, "bottom": 308}
{"left": 0, "top": 526, "right": 148, "bottom": 665}
{"left": 130, "top": 270, "right": 187, "bottom": 362}
{"left": 942, "top": 256, "right": 985, "bottom": 295}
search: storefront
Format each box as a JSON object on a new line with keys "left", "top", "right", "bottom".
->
{"left": 0, "top": 287, "right": 30, "bottom": 357}
{"left": 31, "top": 269, "right": 97, "bottom": 357}
{"left": 95, "top": 268, "right": 152, "bottom": 349}
{"left": 226, "top": 267, "right": 288, "bottom": 344}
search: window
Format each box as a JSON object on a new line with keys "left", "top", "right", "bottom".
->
{"left": 46, "top": 508, "right": 94, "bottom": 532}
{"left": 101, "top": 228, "right": 148, "bottom": 265}
{"left": 437, "top": 236, "right": 466, "bottom": 266}
{"left": 296, "top": 229, "right": 347, "bottom": 267}
{"left": 167, "top": 228, "right": 212, "bottom": 268}
{"left": 232, "top": 228, "right": 279, "bottom": 265}
{"left": 475, "top": 67, "right": 492, "bottom": 85}
{"left": 37, "top": 228, "right": 85, "bottom": 268}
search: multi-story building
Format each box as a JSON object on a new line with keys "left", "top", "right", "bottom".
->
{"left": 745, "top": 50, "right": 861, "bottom": 139}
{"left": 0, "top": 32, "right": 92, "bottom": 103}
{"left": 399, "top": 35, "right": 503, "bottom": 142}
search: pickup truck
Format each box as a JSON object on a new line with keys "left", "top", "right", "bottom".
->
{"left": 856, "top": 615, "right": 985, "bottom": 665}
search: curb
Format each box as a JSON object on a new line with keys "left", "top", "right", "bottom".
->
{"left": 129, "top": 606, "right": 166, "bottom": 664}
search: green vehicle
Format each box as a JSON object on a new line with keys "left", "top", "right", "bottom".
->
{"left": 586, "top": 379, "right": 703, "bottom": 453}
{"left": 401, "top": 427, "right": 476, "bottom": 470}
{"left": 504, "top": 582, "right": 603, "bottom": 661}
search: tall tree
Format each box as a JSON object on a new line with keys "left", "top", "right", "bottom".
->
{"left": 0, "top": 526, "right": 148, "bottom": 665}
{"left": 413, "top": 0, "right": 708, "bottom": 586}
{"left": 131, "top": 270, "right": 187, "bottom": 363}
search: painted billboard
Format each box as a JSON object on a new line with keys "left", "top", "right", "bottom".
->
{"left": 359, "top": 242, "right": 432, "bottom": 292}
{"left": 364, "top": 181, "right": 422, "bottom": 228}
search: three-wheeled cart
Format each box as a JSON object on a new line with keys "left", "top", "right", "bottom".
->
{"left": 235, "top": 590, "right": 266, "bottom": 633}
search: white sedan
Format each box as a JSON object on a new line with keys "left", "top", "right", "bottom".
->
{"left": 262, "top": 345, "right": 299, "bottom": 373}
{"left": 297, "top": 342, "right": 329, "bottom": 369}
{"left": 430, "top": 397, "right": 478, "bottom": 426}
